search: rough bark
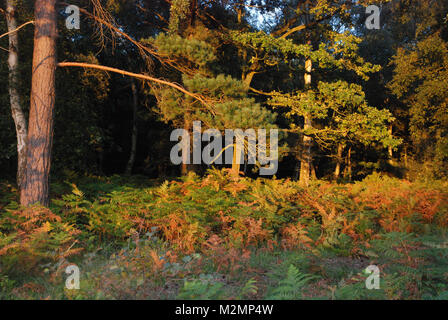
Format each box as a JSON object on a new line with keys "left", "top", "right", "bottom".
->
{"left": 20, "top": 0, "right": 57, "bottom": 207}
{"left": 6, "top": 0, "right": 28, "bottom": 189}
{"left": 125, "top": 79, "right": 138, "bottom": 175}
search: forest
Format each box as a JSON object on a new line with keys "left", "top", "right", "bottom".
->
{"left": 0, "top": 0, "right": 447, "bottom": 300}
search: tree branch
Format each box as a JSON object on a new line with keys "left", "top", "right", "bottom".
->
{"left": 0, "top": 20, "right": 34, "bottom": 40}
{"left": 57, "top": 62, "right": 211, "bottom": 109}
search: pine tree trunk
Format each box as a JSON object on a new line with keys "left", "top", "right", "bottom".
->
{"left": 125, "top": 79, "right": 138, "bottom": 175}
{"left": 20, "top": 0, "right": 57, "bottom": 207}
{"left": 334, "top": 143, "right": 344, "bottom": 180}
{"left": 6, "top": 0, "right": 28, "bottom": 189}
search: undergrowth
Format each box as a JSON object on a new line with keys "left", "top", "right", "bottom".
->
{"left": 0, "top": 170, "right": 447, "bottom": 300}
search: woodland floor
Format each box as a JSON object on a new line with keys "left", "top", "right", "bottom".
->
{"left": 0, "top": 169, "right": 447, "bottom": 300}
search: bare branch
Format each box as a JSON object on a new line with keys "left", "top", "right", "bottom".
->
{"left": 0, "top": 20, "right": 34, "bottom": 40}
{"left": 58, "top": 62, "right": 212, "bottom": 109}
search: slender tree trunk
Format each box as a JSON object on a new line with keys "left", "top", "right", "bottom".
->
{"left": 387, "top": 123, "right": 394, "bottom": 165}
{"left": 311, "top": 163, "right": 317, "bottom": 179}
{"left": 125, "top": 79, "right": 138, "bottom": 175}
{"left": 299, "top": 114, "right": 312, "bottom": 186}
{"left": 293, "top": 159, "right": 300, "bottom": 181}
{"left": 231, "top": 143, "right": 241, "bottom": 178}
{"left": 403, "top": 145, "right": 409, "bottom": 179}
{"left": 189, "top": 0, "right": 198, "bottom": 26}
{"left": 243, "top": 152, "right": 248, "bottom": 175}
{"left": 20, "top": 0, "right": 57, "bottom": 207}
{"left": 404, "top": 145, "right": 408, "bottom": 168}
{"left": 181, "top": 117, "right": 190, "bottom": 176}
{"left": 334, "top": 143, "right": 344, "bottom": 180}
{"left": 6, "top": 0, "right": 28, "bottom": 189}
{"left": 181, "top": 161, "right": 188, "bottom": 175}
{"left": 299, "top": 55, "right": 313, "bottom": 186}
{"left": 346, "top": 146, "right": 352, "bottom": 181}
{"left": 236, "top": 1, "right": 244, "bottom": 24}
{"left": 292, "top": 140, "right": 300, "bottom": 180}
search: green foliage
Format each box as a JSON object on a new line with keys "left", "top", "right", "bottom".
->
{"left": 1, "top": 0, "right": 448, "bottom": 301}
{"left": 0, "top": 173, "right": 447, "bottom": 299}
{"left": 151, "top": 33, "right": 216, "bottom": 69}
{"left": 0, "top": 275, "right": 15, "bottom": 300}
{"left": 269, "top": 80, "right": 400, "bottom": 149}
{"left": 177, "top": 279, "right": 225, "bottom": 299}
{"left": 150, "top": 38, "right": 278, "bottom": 134}
{"left": 238, "top": 278, "right": 258, "bottom": 299}
{"left": 168, "top": 0, "right": 191, "bottom": 33}
{"left": 0, "top": 205, "right": 82, "bottom": 275}
{"left": 389, "top": 33, "right": 448, "bottom": 178}
{"left": 230, "top": 29, "right": 380, "bottom": 77}
{"left": 266, "top": 265, "right": 317, "bottom": 300}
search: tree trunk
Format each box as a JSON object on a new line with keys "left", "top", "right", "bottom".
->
{"left": 181, "top": 117, "right": 190, "bottom": 176}
{"left": 242, "top": 70, "right": 256, "bottom": 87}
{"left": 404, "top": 145, "right": 408, "bottom": 168}
{"left": 6, "top": 0, "right": 28, "bottom": 189}
{"left": 334, "top": 143, "right": 344, "bottom": 180}
{"left": 299, "top": 55, "right": 313, "bottom": 186}
{"left": 125, "top": 79, "right": 138, "bottom": 175}
{"left": 189, "top": 0, "right": 198, "bottom": 26}
{"left": 243, "top": 152, "right": 248, "bottom": 175}
{"left": 299, "top": 114, "right": 312, "bottom": 186}
{"left": 346, "top": 146, "right": 352, "bottom": 181}
{"left": 293, "top": 159, "right": 300, "bottom": 181}
{"left": 231, "top": 144, "right": 241, "bottom": 178}
{"left": 20, "top": 0, "right": 57, "bottom": 207}
{"left": 387, "top": 123, "right": 394, "bottom": 165}
{"left": 311, "top": 163, "right": 317, "bottom": 180}
{"left": 236, "top": 2, "right": 244, "bottom": 24}
{"left": 292, "top": 140, "right": 300, "bottom": 180}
